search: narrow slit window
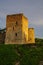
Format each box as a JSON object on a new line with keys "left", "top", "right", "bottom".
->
{"left": 13, "top": 27, "right": 14, "bottom": 30}
{"left": 16, "top": 21, "right": 18, "bottom": 25}
{"left": 15, "top": 33, "right": 17, "bottom": 36}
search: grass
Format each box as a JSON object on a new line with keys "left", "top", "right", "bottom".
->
{"left": 0, "top": 42, "right": 43, "bottom": 65}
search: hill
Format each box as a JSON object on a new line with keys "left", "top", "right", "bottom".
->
{"left": 35, "top": 38, "right": 43, "bottom": 45}
{"left": 0, "top": 29, "right": 43, "bottom": 65}
{"left": 0, "top": 44, "right": 43, "bottom": 65}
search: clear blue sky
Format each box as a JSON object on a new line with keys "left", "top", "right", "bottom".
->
{"left": 0, "top": 0, "right": 43, "bottom": 38}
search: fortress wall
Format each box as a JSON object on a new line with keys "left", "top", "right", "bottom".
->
{"left": 28, "top": 28, "right": 35, "bottom": 43}
{"left": 22, "top": 15, "right": 28, "bottom": 43}
{"left": 5, "top": 14, "right": 24, "bottom": 44}
{"left": 5, "top": 13, "right": 35, "bottom": 44}
{"left": 0, "top": 32, "right": 5, "bottom": 44}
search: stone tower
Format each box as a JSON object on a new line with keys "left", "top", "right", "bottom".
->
{"left": 5, "top": 13, "right": 28, "bottom": 44}
{"left": 28, "top": 28, "right": 35, "bottom": 43}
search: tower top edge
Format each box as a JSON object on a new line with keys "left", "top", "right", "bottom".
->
{"left": 7, "top": 13, "right": 28, "bottom": 20}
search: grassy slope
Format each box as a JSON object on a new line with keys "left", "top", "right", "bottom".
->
{"left": 0, "top": 37, "right": 43, "bottom": 65}
{"left": 0, "top": 29, "right": 43, "bottom": 65}
{"left": 0, "top": 43, "right": 43, "bottom": 65}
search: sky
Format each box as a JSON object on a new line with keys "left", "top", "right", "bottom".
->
{"left": 0, "top": 0, "right": 43, "bottom": 38}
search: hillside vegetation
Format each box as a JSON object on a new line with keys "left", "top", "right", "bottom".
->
{"left": 35, "top": 38, "right": 43, "bottom": 45}
{"left": 0, "top": 41, "right": 43, "bottom": 65}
